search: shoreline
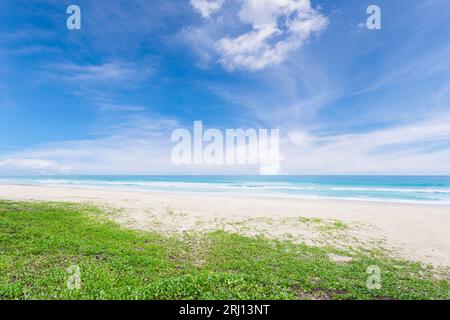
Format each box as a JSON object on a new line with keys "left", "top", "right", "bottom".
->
{"left": 1, "top": 181, "right": 450, "bottom": 208}
{"left": 1, "top": 183, "right": 450, "bottom": 268}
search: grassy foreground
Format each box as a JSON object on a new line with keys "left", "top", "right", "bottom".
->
{"left": 0, "top": 200, "right": 448, "bottom": 300}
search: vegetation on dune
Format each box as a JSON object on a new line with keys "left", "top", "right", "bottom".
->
{"left": 0, "top": 200, "right": 448, "bottom": 300}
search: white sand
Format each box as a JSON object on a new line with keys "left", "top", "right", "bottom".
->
{"left": 1, "top": 184, "right": 449, "bottom": 268}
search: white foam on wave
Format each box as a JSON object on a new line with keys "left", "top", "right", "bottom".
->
{"left": 2, "top": 177, "right": 450, "bottom": 205}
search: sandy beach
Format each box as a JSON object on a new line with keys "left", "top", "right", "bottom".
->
{"left": 1, "top": 184, "right": 449, "bottom": 268}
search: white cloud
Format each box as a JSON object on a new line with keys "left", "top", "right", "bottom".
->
{"left": 214, "top": 0, "right": 328, "bottom": 71}
{"left": 349, "top": 44, "right": 450, "bottom": 97}
{"left": 43, "top": 61, "right": 153, "bottom": 114}
{"left": 281, "top": 116, "right": 450, "bottom": 174}
{"left": 0, "top": 117, "right": 178, "bottom": 175}
{"left": 288, "top": 130, "right": 315, "bottom": 147}
{"left": 96, "top": 103, "right": 147, "bottom": 112}
{"left": 190, "top": 0, "right": 225, "bottom": 18}
{"left": 49, "top": 61, "right": 150, "bottom": 83}
{"left": 3, "top": 115, "right": 450, "bottom": 175}
{"left": 0, "top": 158, "right": 71, "bottom": 174}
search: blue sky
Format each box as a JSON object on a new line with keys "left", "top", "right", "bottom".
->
{"left": 0, "top": 0, "right": 450, "bottom": 175}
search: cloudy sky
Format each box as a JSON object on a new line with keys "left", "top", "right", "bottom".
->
{"left": 0, "top": 0, "right": 450, "bottom": 175}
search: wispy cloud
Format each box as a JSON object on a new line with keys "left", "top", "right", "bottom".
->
{"left": 282, "top": 115, "right": 450, "bottom": 174}
{"left": 0, "top": 158, "right": 71, "bottom": 175}
{"left": 2, "top": 114, "right": 450, "bottom": 175}
{"left": 48, "top": 61, "right": 152, "bottom": 84}
{"left": 44, "top": 61, "right": 153, "bottom": 113}
{"left": 0, "top": 116, "right": 179, "bottom": 175}
{"left": 349, "top": 44, "right": 450, "bottom": 97}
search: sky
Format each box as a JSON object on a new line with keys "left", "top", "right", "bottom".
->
{"left": 0, "top": 0, "right": 450, "bottom": 175}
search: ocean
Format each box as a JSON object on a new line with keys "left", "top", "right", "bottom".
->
{"left": 2, "top": 175, "right": 450, "bottom": 206}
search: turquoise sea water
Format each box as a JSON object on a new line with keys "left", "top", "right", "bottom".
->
{"left": 2, "top": 175, "right": 450, "bottom": 205}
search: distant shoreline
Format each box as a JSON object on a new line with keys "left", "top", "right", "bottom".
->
{"left": 1, "top": 180, "right": 450, "bottom": 207}
{"left": 2, "top": 175, "right": 450, "bottom": 206}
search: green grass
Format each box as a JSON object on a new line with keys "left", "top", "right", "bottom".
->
{"left": 0, "top": 200, "right": 449, "bottom": 300}
{"left": 297, "top": 216, "right": 349, "bottom": 233}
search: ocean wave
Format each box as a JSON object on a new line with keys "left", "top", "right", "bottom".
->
{"left": 4, "top": 178, "right": 450, "bottom": 194}
{"left": 2, "top": 177, "right": 450, "bottom": 205}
